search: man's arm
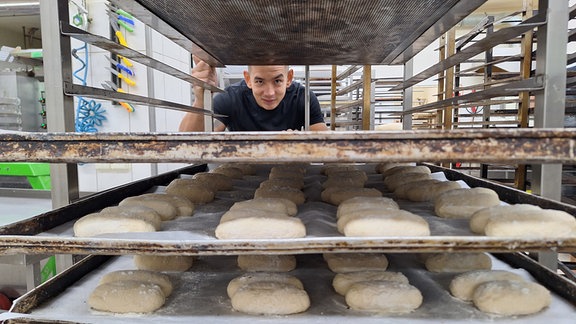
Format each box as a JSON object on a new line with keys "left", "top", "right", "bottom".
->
{"left": 310, "top": 122, "right": 329, "bottom": 131}
{"left": 179, "top": 57, "right": 218, "bottom": 132}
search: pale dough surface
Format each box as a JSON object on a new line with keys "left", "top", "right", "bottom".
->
{"left": 192, "top": 172, "right": 233, "bottom": 191}
{"left": 119, "top": 196, "right": 178, "bottom": 221}
{"left": 165, "top": 178, "right": 215, "bottom": 204}
{"left": 215, "top": 215, "right": 306, "bottom": 239}
{"left": 394, "top": 179, "right": 441, "bottom": 200}
{"left": 484, "top": 209, "right": 576, "bottom": 237}
{"left": 342, "top": 210, "right": 430, "bottom": 237}
{"left": 332, "top": 270, "right": 409, "bottom": 295}
{"left": 325, "top": 169, "right": 368, "bottom": 181}
{"left": 210, "top": 166, "right": 243, "bottom": 179}
{"left": 449, "top": 270, "right": 525, "bottom": 301}
{"left": 73, "top": 213, "right": 157, "bottom": 237}
{"left": 137, "top": 193, "right": 195, "bottom": 217}
{"left": 345, "top": 280, "right": 423, "bottom": 313}
{"left": 384, "top": 172, "right": 432, "bottom": 191}
{"left": 99, "top": 270, "right": 173, "bottom": 297}
{"left": 321, "top": 163, "right": 359, "bottom": 176}
{"left": 469, "top": 204, "right": 541, "bottom": 234}
{"left": 88, "top": 280, "right": 165, "bottom": 313}
{"left": 134, "top": 255, "right": 194, "bottom": 272}
{"left": 218, "top": 209, "right": 288, "bottom": 223}
{"left": 375, "top": 162, "right": 413, "bottom": 174}
{"left": 229, "top": 197, "right": 298, "bottom": 216}
{"left": 472, "top": 280, "right": 551, "bottom": 315}
{"left": 231, "top": 281, "right": 310, "bottom": 315}
{"left": 382, "top": 165, "right": 431, "bottom": 177}
{"left": 322, "top": 187, "right": 382, "bottom": 205}
{"left": 259, "top": 178, "right": 304, "bottom": 190}
{"left": 405, "top": 180, "right": 461, "bottom": 202}
{"left": 434, "top": 187, "right": 500, "bottom": 219}
{"left": 424, "top": 253, "right": 492, "bottom": 273}
{"left": 337, "top": 196, "right": 399, "bottom": 219}
{"left": 100, "top": 205, "right": 162, "bottom": 230}
{"left": 254, "top": 186, "right": 306, "bottom": 205}
{"left": 323, "top": 253, "right": 388, "bottom": 273}
{"left": 322, "top": 176, "right": 366, "bottom": 189}
{"left": 237, "top": 254, "right": 297, "bottom": 272}
{"left": 227, "top": 272, "right": 304, "bottom": 298}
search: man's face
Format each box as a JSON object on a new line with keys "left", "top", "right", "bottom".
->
{"left": 244, "top": 66, "right": 294, "bottom": 110}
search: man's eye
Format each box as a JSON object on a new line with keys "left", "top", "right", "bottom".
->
{"left": 275, "top": 79, "right": 283, "bottom": 84}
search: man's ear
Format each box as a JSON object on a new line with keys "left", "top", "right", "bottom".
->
{"left": 243, "top": 70, "right": 252, "bottom": 89}
{"left": 286, "top": 68, "right": 294, "bottom": 87}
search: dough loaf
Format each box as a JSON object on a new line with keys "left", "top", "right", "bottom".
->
{"left": 99, "top": 270, "right": 173, "bottom": 297}
{"left": 472, "top": 280, "right": 551, "bottom": 315}
{"left": 375, "top": 162, "right": 413, "bottom": 174}
{"left": 405, "top": 181, "right": 461, "bottom": 202}
{"left": 337, "top": 196, "right": 399, "bottom": 219}
{"left": 134, "top": 255, "right": 194, "bottom": 272}
{"left": 137, "top": 193, "right": 194, "bottom": 217}
{"left": 100, "top": 205, "right": 162, "bottom": 230}
{"left": 322, "top": 187, "right": 382, "bottom": 205}
{"left": 229, "top": 198, "right": 298, "bottom": 216}
{"left": 322, "top": 176, "right": 366, "bottom": 189}
{"left": 324, "top": 253, "right": 388, "bottom": 273}
{"left": 215, "top": 215, "right": 306, "bottom": 239}
{"left": 384, "top": 172, "right": 432, "bottom": 191}
{"left": 434, "top": 187, "right": 500, "bottom": 219}
{"left": 88, "top": 280, "right": 165, "bottom": 313}
{"left": 231, "top": 281, "right": 310, "bottom": 315}
{"left": 237, "top": 254, "right": 297, "bottom": 272}
{"left": 73, "top": 213, "right": 157, "bottom": 237}
{"left": 321, "top": 163, "right": 359, "bottom": 176}
{"left": 394, "top": 179, "right": 440, "bottom": 200}
{"left": 342, "top": 210, "right": 430, "bottom": 237}
{"left": 449, "top": 270, "right": 525, "bottom": 301}
{"left": 227, "top": 272, "right": 304, "bottom": 298}
{"left": 210, "top": 165, "right": 243, "bottom": 179}
{"left": 254, "top": 186, "right": 306, "bottom": 205}
{"left": 332, "top": 270, "right": 409, "bottom": 295}
{"left": 165, "top": 178, "right": 215, "bottom": 204}
{"left": 345, "top": 280, "right": 423, "bottom": 313}
{"left": 424, "top": 253, "right": 492, "bottom": 273}
{"left": 119, "top": 196, "right": 178, "bottom": 221}
{"left": 469, "top": 204, "right": 541, "bottom": 234}
{"left": 192, "top": 172, "right": 233, "bottom": 191}
{"left": 259, "top": 178, "right": 304, "bottom": 190}
{"left": 484, "top": 209, "right": 576, "bottom": 237}
{"left": 382, "top": 165, "right": 431, "bottom": 177}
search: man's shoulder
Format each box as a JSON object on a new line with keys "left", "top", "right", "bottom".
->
{"left": 224, "top": 80, "right": 249, "bottom": 94}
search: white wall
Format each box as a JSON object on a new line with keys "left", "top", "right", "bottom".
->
{"left": 72, "top": 0, "right": 191, "bottom": 192}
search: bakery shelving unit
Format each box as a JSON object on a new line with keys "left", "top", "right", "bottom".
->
{"left": 0, "top": 0, "right": 575, "bottom": 322}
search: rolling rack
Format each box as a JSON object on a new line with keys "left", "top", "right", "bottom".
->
{"left": 0, "top": 0, "right": 575, "bottom": 322}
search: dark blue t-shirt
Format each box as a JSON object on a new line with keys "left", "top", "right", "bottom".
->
{"left": 213, "top": 80, "right": 325, "bottom": 131}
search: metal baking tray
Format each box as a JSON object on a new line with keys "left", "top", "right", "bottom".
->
{"left": 2, "top": 252, "right": 575, "bottom": 323}
{"left": 0, "top": 163, "right": 575, "bottom": 256}
{"left": 113, "top": 0, "right": 488, "bottom": 65}
{"left": 0, "top": 129, "right": 575, "bottom": 164}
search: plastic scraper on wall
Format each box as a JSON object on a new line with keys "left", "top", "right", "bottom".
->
{"left": 102, "top": 81, "right": 135, "bottom": 112}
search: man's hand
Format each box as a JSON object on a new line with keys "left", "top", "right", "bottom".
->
{"left": 192, "top": 56, "right": 217, "bottom": 100}
{"left": 179, "top": 56, "right": 218, "bottom": 132}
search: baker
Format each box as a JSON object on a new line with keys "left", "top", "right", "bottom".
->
{"left": 179, "top": 57, "right": 329, "bottom": 132}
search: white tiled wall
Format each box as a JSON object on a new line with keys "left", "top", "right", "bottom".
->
{"left": 73, "top": 0, "right": 192, "bottom": 192}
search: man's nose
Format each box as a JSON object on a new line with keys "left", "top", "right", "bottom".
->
{"left": 262, "top": 83, "right": 275, "bottom": 97}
